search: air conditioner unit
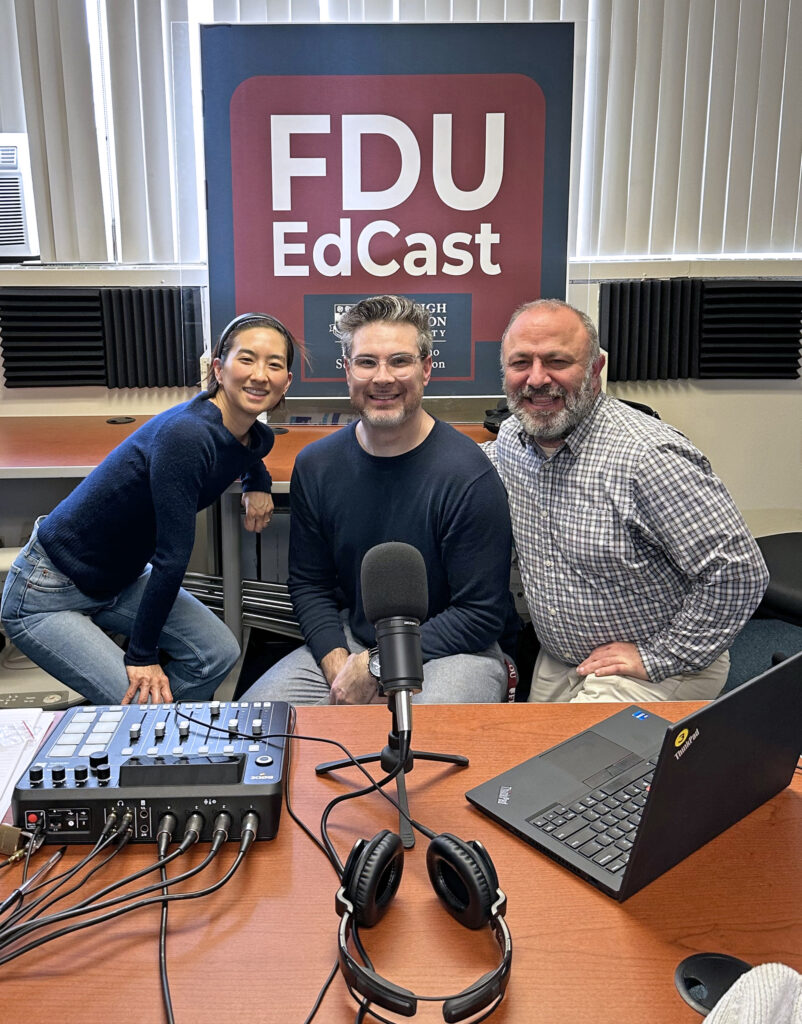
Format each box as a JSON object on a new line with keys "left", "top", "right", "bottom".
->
{"left": 0, "top": 133, "right": 39, "bottom": 262}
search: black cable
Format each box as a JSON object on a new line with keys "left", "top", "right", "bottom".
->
{"left": 42, "top": 810, "right": 189, "bottom": 919}
{"left": 0, "top": 812, "right": 240, "bottom": 968}
{"left": 0, "top": 844, "right": 70, "bottom": 926}
{"left": 12, "top": 831, "right": 132, "bottom": 926}
{"left": 0, "top": 812, "right": 134, "bottom": 932}
{"left": 0, "top": 814, "right": 214, "bottom": 953}
{"left": 318, "top": 749, "right": 409, "bottom": 875}
{"left": 282, "top": 718, "right": 419, "bottom": 1022}
{"left": 157, "top": 812, "right": 179, "bottom": 1024}
{"left": 19, "top": 823, "right": 39, "bottom": 883}
{"left": 159, "top": 863, "right": 175, "bottom": 1024}
{"left": 0, "top": 848, "right": 242, "bottom": 967}
{"left": 172, "top": 705, "right": 436, "bottom": 848}
{"left": 0, "top": 827, "right": 127, "bottom": 931}
{"left": 302, "top": 957, "right": 341, "bottom": 1024}
{"left": 282, "top": 707, "right": 332, "bottom": 864}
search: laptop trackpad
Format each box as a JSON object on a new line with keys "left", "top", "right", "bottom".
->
{"left": 540, "top": 731, "right": 634, "bottom": 783}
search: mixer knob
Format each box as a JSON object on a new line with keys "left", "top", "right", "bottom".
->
{"left": 129, "top": 722, "right": 142, "bottom": 742}
{"left": 29, "top": 764, "right": 44, "bottom": 785}
{"left": 74, "top": 764, "right": 89, "bottom": 785}
{"left": 252, "top": 718, "right": 263, "bottom": 736}
{"left": 228, "top": 717, "right": 239, "bottom": 737}
{"left": 51, "top": 765, "right": 66, "bottom": 785}
{"left": 209, "top": 701, "right": 221, "bottom": 719}
{"left": 89, "top": 751, "right": 108, "bottom": 771}
{"left": 155, "top": 722, "right": 166, "bottom": 740}
{"left": 178, "top": 722, "right": 189, "bottom": 739}
{"left": 96, "top": 763, "right": 111, "bottom": 784}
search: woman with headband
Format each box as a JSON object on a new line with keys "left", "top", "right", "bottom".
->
{"left": 1, "top": 313, "right": 295, "bottom": 706}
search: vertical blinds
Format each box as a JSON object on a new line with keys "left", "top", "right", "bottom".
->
{"left": 1, "top": 0, "right": 800, "bottom": 264}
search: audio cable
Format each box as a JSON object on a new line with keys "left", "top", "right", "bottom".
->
{"left": 173, "top": 704, "right": 437, "bottom": 873}
{"left": 0, "top": 813, "right": 124, "bottom": 929}
{"left": 0, "top": 846, "right": 65, "bottom": 920}
{"left": 245, "top": 712, "right": 448, "bottom": 1024}
{"left": 0, "top": 810, "right": 250, "bottom": 968}
{"left": 157, "top": 812, "right": 180, "bottom": 1024}
{"left": 0, "top": 810, "right": 134, "bottom": 931}
{"left": 24, "top": 810, "right": 198, "bottom": 926}
{"left": 170, "top": 703, "right": 474, "bottom": 1023}
{"left": 0, "top": 811, "right": 206, "bottom": 954}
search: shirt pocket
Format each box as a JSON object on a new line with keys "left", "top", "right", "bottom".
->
{"left": 553, "top": 504, "right": 640, "bottom": 584}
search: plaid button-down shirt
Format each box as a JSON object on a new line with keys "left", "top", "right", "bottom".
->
{"left": 483, "top": 394, "right": 769, "bottom": 682}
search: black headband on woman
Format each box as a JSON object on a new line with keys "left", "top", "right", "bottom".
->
{"left": 207, "top": 311, "right": 297, "bottom": 395}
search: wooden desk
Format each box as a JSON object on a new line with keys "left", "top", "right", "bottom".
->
{"left": 0, "top": 417, "right": 495, "bottom": 484}
{"left": 0, "top": 415, "right": 148, "bottom": 479}
{"left": 1, "top": 702, "right": 800, "bottom": 1023}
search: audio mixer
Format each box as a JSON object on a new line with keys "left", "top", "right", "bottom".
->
{"left": 12, "top": 700, "right": 291, "bottom": 845}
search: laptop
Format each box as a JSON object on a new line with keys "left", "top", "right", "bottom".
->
{"left": 466, "top": 650, "right": 802, "bottom": 901}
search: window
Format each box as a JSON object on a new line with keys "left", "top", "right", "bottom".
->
{"left": 2, "top": 0, "right": 799, "bottom": 265}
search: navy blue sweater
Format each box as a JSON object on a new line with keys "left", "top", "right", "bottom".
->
{"left": 288, "top": 419, "right": 515, "bottom": 665}
{"left": 38, "top": 395, "right": 274, "bottom": 666}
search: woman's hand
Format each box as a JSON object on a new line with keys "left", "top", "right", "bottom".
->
{"left": 122, "top": 663, "right": 174, "bottom": 704}
{"left": 242, "top": 491, "right": 274, "bottom": 532}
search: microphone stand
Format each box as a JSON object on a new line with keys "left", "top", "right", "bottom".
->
{"left": 315, "top": 690, "right": 468, "bottom": 849}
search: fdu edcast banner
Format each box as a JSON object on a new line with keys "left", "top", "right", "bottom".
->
{"left": 202, "top": 23, "right": 573, "bottom": 397}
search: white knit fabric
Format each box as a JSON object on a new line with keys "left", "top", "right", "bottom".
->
{"left": 706, "top": 964, "right": 802, "bottom": 1024}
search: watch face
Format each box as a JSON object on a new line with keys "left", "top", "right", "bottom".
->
{"left": 368, "top": 652, "right": 381, "bottom": 679}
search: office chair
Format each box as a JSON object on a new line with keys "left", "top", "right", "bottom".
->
{"left": 753, "top": 533, "right": 802, "bottom": 628}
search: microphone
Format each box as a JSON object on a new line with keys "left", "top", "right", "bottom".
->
{"left": 361, "top": 543, "right": 428, "bottom": 725}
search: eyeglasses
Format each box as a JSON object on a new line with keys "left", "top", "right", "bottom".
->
{"left": 347, "top": 354, "right": 423, "bottom": 380}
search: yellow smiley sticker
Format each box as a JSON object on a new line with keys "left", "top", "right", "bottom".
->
{"left": 675, "top": 728, "right": 689, "bottom": 748}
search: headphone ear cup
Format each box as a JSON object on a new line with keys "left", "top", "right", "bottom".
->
{"left": 342, "top": 830, "right": 404, "bottom": 928}
{"left": 426, "top": 833, "right": 498, "bottom": 930}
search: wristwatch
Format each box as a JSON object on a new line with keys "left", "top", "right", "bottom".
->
{"left": 367, "top": 646, "right": 381, "bottom": 680}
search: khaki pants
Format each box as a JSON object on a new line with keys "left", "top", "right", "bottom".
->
{"left": 528, "top": 648, "right": 730, "bottom": 703}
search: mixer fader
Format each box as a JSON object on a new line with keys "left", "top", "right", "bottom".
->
{"left": 13, "top": 700, "right": 291, "bottom": 844}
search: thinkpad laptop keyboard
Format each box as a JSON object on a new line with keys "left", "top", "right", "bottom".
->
{"left": 527, "top": 758, "right": 658, "bottom": 874}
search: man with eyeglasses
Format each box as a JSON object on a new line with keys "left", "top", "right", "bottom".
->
{"left": 242, "top": 294, "right": 518, "bottom": 706}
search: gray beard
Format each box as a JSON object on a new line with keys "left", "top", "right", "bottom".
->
{"left": 506, "top": 369, "right": 596, "bottom": 441}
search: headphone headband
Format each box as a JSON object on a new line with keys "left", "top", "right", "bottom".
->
{"left": 335, "top": 831, "right": 512, "bottom": 1022}
{"left": 336, "top": 892, "right": 511, "bottom": 1021}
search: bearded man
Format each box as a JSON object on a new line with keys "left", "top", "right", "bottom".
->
{"left": 482, "top": 298, "right": 768, "bottom": 703}
{"left": 242, "top": 295, "right": 517, "bottom": 706}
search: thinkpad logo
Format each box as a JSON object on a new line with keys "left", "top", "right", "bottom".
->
{"left": 674, "top": 727, "right": 700, "bottom": 761}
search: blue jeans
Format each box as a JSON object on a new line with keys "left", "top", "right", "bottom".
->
{"left": 0, "top": 525, "right": 239, "bottom": 705}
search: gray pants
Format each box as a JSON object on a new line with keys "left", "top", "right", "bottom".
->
{"left": 241, "top": 621, "right": 509, "bottom": 705}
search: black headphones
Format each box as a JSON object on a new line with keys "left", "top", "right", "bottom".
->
{"left": 335, "top": 829, "right": 512, "bottom": 1021}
